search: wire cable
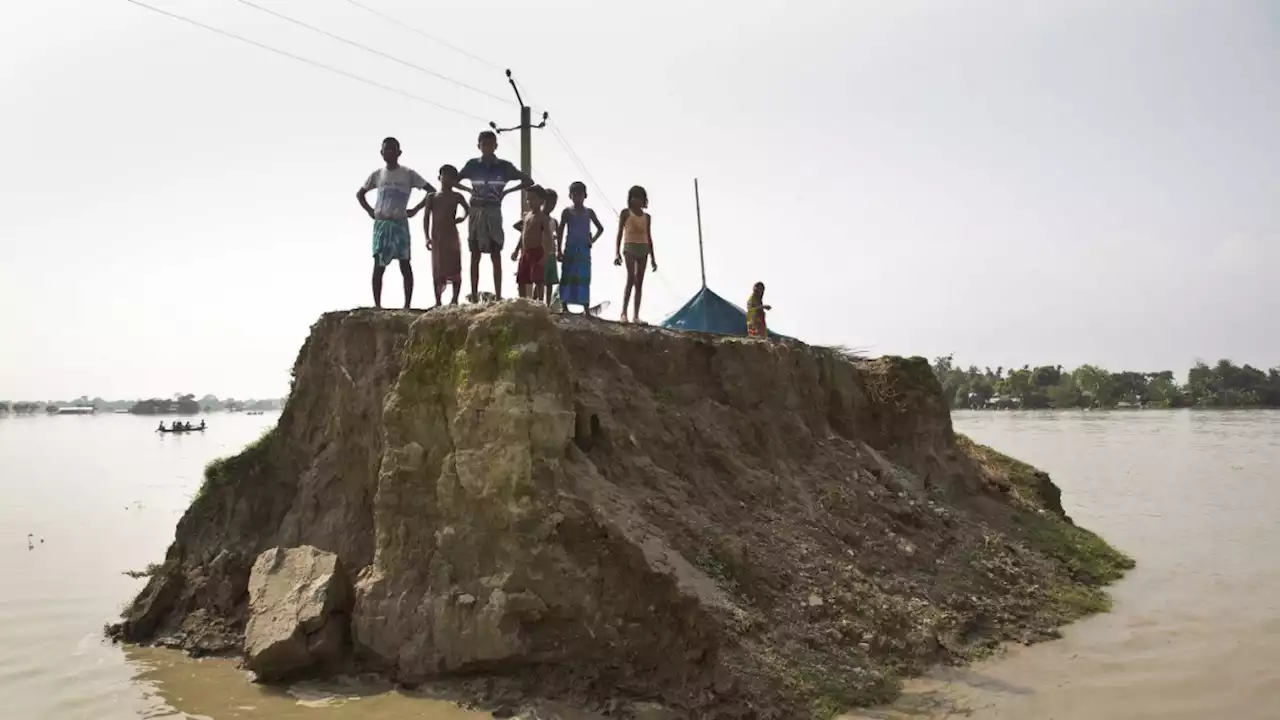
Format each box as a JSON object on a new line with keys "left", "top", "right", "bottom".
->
{"left": 318, "top": 4, "right": 614, "bottom": 215}
{"left": 229, "top": 0, "right": 511, "bottom": 105}
{"left": 296, "top": 2, "right": 617, "bottom": 220}
{"left": 549, "top": 122, "right": 617, "bottom": 216}
{"left": 508, "top": 77, "right": 618, "bottom": 213}
{"left": 121, "top": 0, "right": 489, "bottom": 121}
{"left": 342, "top": 0, "right": 506, "bottom": 72}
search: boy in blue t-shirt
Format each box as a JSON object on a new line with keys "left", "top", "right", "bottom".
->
{"left": 457, "top": 130, "right": 533, "bottom": 301}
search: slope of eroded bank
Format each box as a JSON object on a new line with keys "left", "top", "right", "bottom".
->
{"left": 111, "top": 303, "right": 1132, "bottom": 719}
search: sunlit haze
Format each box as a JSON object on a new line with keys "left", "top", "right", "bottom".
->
{"left": 2, "top": 0, "right": 1277, "bottom": 400}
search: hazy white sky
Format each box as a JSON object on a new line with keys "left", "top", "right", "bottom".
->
{"left": 2, "top": 0, "right": 1277, "bottom": 400}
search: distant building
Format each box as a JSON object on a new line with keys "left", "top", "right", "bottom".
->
{"left": 984, "top": 395, "right": 1022, "bottom": 410}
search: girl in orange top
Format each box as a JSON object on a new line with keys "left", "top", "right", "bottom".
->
{"left": 613, "top": 185, "right": 658, "bottom": 323}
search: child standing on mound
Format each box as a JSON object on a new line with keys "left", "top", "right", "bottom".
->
{"left": 356, "top": 137, "right": 435, "bottom": 309}
{"left": 511, "top": 188, "right": 551, "bottom": 299}
{"left": 614, "top": 185, "right": 657, "bottom": 323}
{"left": 420, "top": 164, "right": 470, "bottom": 306}
{"left": 746, "top": 281, "right": 771, "bottom": 338}
{"left": 540, "top": 189, "right": 560, "bottom": 303}
{"left": 557, "top": 181, "right": 605, "bottom": 314}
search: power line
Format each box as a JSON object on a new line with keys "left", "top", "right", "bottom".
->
{"left": 229, "top": 0, "right": 512, "bottom": 105}
{"left": 342, "top": 0, "right": 506, "bottom": 73}
{"left": 549, "top": 121, "right": 617, "bottom": 216}
{"left": 310, "top": 0, "right": 618, "bottom": 214}
{"left": 121, "top": 0, "right": 489, "bottom": 121}
{"left": 511, "top": 76, "right": 618, "bottom": 214}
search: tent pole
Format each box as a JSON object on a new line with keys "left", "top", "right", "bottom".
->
{"left": 694, "top": 178, "right": 707, "bottom": 289}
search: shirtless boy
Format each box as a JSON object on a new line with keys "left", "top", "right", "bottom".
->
{"left": 420, "top": 164, "right": 470, "bottom": 306}
{"left": 510, "top": 188, "right": 551, "bottom": 299}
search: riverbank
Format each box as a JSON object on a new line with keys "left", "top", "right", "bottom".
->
{"left": 110, "top": 304, "right": 1131, "bottom": 718}
{"left": 931, "top": 357, "right": 1280, "bottom": 411}
{"left": 844, "top": 409, "right": 1280, "bottom": 720}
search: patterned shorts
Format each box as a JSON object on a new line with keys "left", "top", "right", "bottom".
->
{"left": 372, "top": 219, "right": 411, "bottom": 267}
{"left": 468, "top": 205, "right": 504, "bottom": 254}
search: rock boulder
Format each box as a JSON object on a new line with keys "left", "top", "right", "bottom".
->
{"left": 245, "top": 545, "right": 351, "bottom": 680}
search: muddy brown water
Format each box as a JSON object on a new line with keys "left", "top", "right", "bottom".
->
{"left": 2, "top": 410, "right": 1277, "bottom": 719}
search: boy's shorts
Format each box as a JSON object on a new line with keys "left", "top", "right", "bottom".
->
{"left": 372, "top": 219, "right": 411, "bottom": 266}
{"left": 468, "top": 205, "right": 504, "bottom": 254}
{"left": 516, "top": 246, "right": 546, "bottom": 285}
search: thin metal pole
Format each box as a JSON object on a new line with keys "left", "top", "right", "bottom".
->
{"left": 694, "top": 178, "right": 707, "bottom": 289}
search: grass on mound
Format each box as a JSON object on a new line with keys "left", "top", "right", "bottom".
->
{"left": 198, "top": 426, "right": 277, "bottom": 502}
{"left": 957, "top": 434, "right": 1135, "bottom": 605}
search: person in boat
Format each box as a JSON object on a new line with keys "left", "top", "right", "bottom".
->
{"left": 157, "top": 422, "right": 164, "bottom": 432}
{"left": 358, "top": 137, "right": 435, "bottom": 310}
{"left": 198, "top": 420, "right": 206, "bottom": 430}
{"left": 746, "top": 281, "right": 770, "bottom": 339}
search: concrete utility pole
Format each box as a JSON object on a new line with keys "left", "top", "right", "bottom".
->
{"left": 489, "top": 70, "right": 548, "bottom": 213}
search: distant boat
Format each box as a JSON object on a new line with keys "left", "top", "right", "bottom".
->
{"left": 157, "top": 425, "right": 207, "bottom": 434}
{"left": 55, "top": 406, "right": 96, "bottom": 415}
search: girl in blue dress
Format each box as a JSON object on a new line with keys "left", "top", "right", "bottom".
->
{"left": 556, "top": 181, "right": 605, "bottom": 313}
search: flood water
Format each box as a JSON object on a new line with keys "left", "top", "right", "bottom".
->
{"left": 848, "top": 410, "right": 1280, "bottom": 720}
{"left": 2, "top": 410, "right": 1278, "bottom": 719}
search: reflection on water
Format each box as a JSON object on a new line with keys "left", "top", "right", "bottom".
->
{"left": 127, "top": 646, "right": 489, "bottom": 719}
{"left": 3, "top": 410, "right": 1279, "bottom": 718}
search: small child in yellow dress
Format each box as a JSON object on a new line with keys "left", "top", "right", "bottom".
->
{"left": 746, "top": 281, "right": 770, "bottom": 338}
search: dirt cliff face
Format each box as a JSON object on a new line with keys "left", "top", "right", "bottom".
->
{"left": 113, "top": 303, "right": 1132, "bottom": 718}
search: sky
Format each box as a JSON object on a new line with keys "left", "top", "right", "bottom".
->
{"left": 2, "top": 0, "right": 1278, "bottom": 400}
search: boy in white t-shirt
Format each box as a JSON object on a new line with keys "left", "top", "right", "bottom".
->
{"left": 356, "top": 137, "right": 435, "bottom": 309}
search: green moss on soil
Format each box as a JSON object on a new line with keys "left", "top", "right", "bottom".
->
{"left": 198, "top": 426, "right": 276, "bottom": 502}
{"left": 1024, "top": 518, "right": 1134, "bottom": 586}
{"left": 956, "top": 434, "right": 1134, "bottom": 622}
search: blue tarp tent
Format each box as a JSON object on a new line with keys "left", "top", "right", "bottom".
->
{"left": 661, "top": 286, "right": 796, "bottom": 342}
{"left": 659, "top": 179, "right": 798, "bottom": 343}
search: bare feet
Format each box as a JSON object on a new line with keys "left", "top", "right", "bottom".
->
{"left": 620, "top": 311, "right": 629, "bottom": 323}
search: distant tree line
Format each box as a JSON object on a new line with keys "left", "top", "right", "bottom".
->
{"left": 932, "top": 356, "right": 1280, "bottom": 410}
{"left": 0, "top": 393, "right": 284, "bottom": 414}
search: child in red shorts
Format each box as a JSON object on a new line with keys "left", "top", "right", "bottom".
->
{"left": 511, "top": 188, "right": 551, "bottom": 299}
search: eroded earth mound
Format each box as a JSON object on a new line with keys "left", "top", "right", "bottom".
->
{"left": 111, "top": 303, "right": 1132, "bottom": 718}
